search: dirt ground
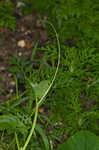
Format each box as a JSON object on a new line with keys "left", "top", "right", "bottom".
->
{"left": 0, "top": 4, "right": 48, "bottom": 102}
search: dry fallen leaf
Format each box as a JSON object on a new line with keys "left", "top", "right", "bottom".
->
{"left": 26, "top": 43, "right": 33, "bottom": 49}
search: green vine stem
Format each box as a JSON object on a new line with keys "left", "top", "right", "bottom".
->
{"left": 15, "top": 97, "right": 38, "bottom": 150}
{"left": 30, "top": 20, "right": 61, "bottom": 115}
{"left": 22, "top": 97, "right": 38, "bottom": 150}
{"left": 15, "top": 20, "right": 60, "bottom": 150}
{"left": 38, "top": 20, "right": 60, "bottom": 106}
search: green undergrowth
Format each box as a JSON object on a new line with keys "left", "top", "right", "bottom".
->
{"left": 0, "top": 1, "right": 16, "bottom": 31}
{"left": 21, "top": 0, "right": 99, "bottom": 48}
{"left": 0, "top": 0, "right": 99, "bottom": 149}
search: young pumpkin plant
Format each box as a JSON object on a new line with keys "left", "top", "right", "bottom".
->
{"left": 15, "top": 20, "right": 60, "bottom": 150}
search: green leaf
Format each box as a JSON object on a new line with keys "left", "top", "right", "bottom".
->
{"left": 9, "top": 66, "right": 20, "bottom": 73}
{"left": 8, "top": 56, "right": 17, "bottom": 64}
{"left": 10, "top": 96, "right": 31, "bottom": 108}
{"left": 30, "top": 42, "right": 38, "bottom": 60}
{"left": 0, "top": 114, "right": 27, "bottom": 135}
{"left": 35, "top": 123, "right": 50, "bottom": 150}
{"left": 57, "top": 131, "right": 99, "bottom": 150}
{"left": 31, "top": 80, "right": 50, "bottom": 99}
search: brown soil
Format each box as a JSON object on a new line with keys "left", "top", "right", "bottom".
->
{"left": 0, "top": 9, "right": 47, "bottom": 103}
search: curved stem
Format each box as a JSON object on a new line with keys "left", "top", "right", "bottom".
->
{"left": 16, "top": 20, "right": 60, "bottom": 150}
{"left": 38, "top": 20, "right": 60, "bottom": 107}
{"left": 22, "top": 97, "right": 38, "bottom": 150}
{"left": 30, "top": 20, "right": 60, "bottom": 115}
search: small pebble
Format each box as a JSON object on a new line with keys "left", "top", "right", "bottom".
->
{"left": 24, "top": 30, "right": 31, "bottom": 35}
{"left": 0, "top": 66, "right": 6, "bottom": 71}
{"left": 17, "top": 40, "right": 26, "bottom": 48}
{"left": 18, "top": 52, "right": 22, "bottom": 56}
{"left": 10, "top": 89, "right": 14, "bottom": 93}
{"left": 8, "top": 73, "right": 12, "bottom": 77}
{"left": 9, "top": 81, "right": 15, "bottom": 86}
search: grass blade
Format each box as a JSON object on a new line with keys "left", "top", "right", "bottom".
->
{"left": 35, "top": 123, "right": 50, "bottom": 150}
